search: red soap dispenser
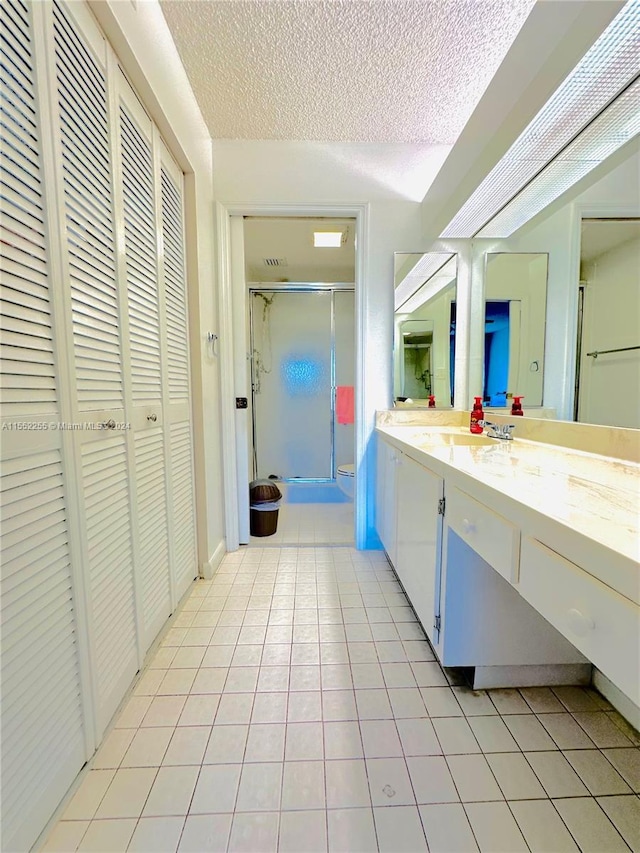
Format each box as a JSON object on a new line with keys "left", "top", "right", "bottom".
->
{"left": 511, "top": 395, "right": 524, "bottom": 416}
{"left": 470, "top": 397, "right": 484, "bottom": 433}
{"left": 428, "top": 395, "right": 436, "bottom": 408}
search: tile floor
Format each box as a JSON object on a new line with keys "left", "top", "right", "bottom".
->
{"left": 249, "top": 502, "right": 354, "bottom": 547}
{"left": 43, "top": 546, "right": 640, "bottom": 852}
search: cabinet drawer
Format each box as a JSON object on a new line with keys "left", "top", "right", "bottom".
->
{"left": 447, "top": 487, "right": 519, "bottom": 583}
{"left": 520, "top": 537, "right": 640, "bottom": 705}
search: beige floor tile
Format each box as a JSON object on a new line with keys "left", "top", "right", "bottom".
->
{"left": 509, "top": 799, "right": 579, "bottom": 852}
{"left": 374, "top": 805, "right": 428, "bottom": 852}
{"left": 420, "top": 687, "right": 463, "bottom": 717}
{"left": 190, "top": 764, "right": 241, "bottom": 814}
{"left": 486, "top": 752, "right": 547, "bottom": 800}
{"left": 177, "top": 814, "right": 232, "bottom": 852}
{"left": 177, "top": 694, "right": 220, "bottom": 726}
{"left": 322, "top": 689, "right": 357, "bottom": 721}
{"left": 396, "top": 718, "right": 442, "bottom": 756}
{"left": 41, "top": 820, "right": 89, "bottom": 852}
{"left": 432, "top": 717, "right": 481, "bottom": 754}
{"left": 602, "top": 747, "right": 640, "bottom": 791}
{"left": 324, "top": 720, "right": 364, "bottom": 759}
{"left": 537, "top": 711, "right": 597, "bottom": 749}
{"left": 563, "top": 749, "right": 632, "bottom": 795}
{"left": 553, "top": 797, "right": 629, "bottom": 852}
{"left": 359, "top": 719, "right": 401, "bottom": 758}
{"left": 420, "top": 803, "right": 479, "bottom": 852}
{"left": 244, "top": 722, "right": 286, "bottom": 762}
{"left": 503, "top": 714, "right": 558, "bottom": 751}
{"left": 596, "top": 794, "right": 640, "bottom": 851}
{"left": 325, "top": 759, "right": 371, "bottom": 809}
{"left": 327, "top": 807, "right": 377, "bottom": 852}
{"left": 519, "top": 687, "right": 565, "bottom": 714}
{"left": 573, "top": 711, "right": 634, "bottom": 747}
{"left": 235, "top": 761, "right": 282, "bottom": 812}
{"left": 63, "top": 770, "right": 116, "bottom": 820}
{"left": 524, "top": 751, "right": 589, "bottom": 798}
{"left": 278, "top": 810, "right": 327, "bottom": 853}
{"left": 141, "top": 696, "right": 187, "bottom": 728}
{"left": 285, "top": 721, "right": 324, "bottom": 760}
{"left": 142, "top": 765, "right": 199, "bottom": 816}
{"left": 94, "top": 768, "right": 157, "bottom": 819}
{"left": 446, "top": 754, "right": 503, "bottom": 802}
{"left": 406, "top": 756, "right": 459, "bottom": 804}
{"left": 354, "top": 689, "right": 393, "bottom": 720}
{"left": 127, "top": 816, "right": 185, "bottom": 852}
{"left": 488, "top": 688, "right": 531, "bottom": 715}
{"left": 92, "top": 729, "right": 135, "bottom": 770}
{"left": 388, "top": 687, "right": 428, "bottom": 718}
{"left": 464, "top": 801, "right": 528, "bottom": 852}
{"left": 281, "top": 761, "right": 326, "bottom": 811}
{"left": 163, "top": 726, "right": 210, "bottom": 765}
{"left": 77, "top": 819, "right": 137, "bottom": 852}
{"left": 121, "top": 727, "right": 173, "bottom": 767}
{"left": 228, "top": 812, "right": 280, "bottom": 853}
{"left": 468, "top": 716, "right": 519, "bottom": 753}
{"left": 204, "top": 724, "right": 248, "bottom": 763}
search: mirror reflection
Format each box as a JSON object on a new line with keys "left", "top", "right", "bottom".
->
{"left": 483, "top": 253, "right": 548, "bottom": 408}
{"left": 394, "top": 255, "right": 457, "bottom": 406}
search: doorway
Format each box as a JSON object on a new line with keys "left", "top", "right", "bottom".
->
{"left": 225, "top": 213, "right": 359, "bottom": 546}
{"left": 250, "top": 288, "right": 355, "bottom": 483}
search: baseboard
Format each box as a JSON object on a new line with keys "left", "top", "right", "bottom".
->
{"left": 472, "top": 663, "right": 592, "bottom": 689}
{"left": 200, "top": 539, "right": 226, "bottom": 580}
{"left": 592, "top": 668, "right": 640, "bottom": 731}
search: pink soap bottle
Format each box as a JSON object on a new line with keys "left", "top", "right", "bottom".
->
{"left": 428, "top": 395, "right": 436, "bottom": 408}
{"left": 511, "top": 395, "right": 524, "bottom": 416}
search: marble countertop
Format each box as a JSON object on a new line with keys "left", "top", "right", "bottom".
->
{"left": 376, "top": 424, "right": 640, "bottom": 603}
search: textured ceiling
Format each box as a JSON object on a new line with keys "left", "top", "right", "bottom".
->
{"left": 159, "top": 0, "right": 535, "bottom": 143}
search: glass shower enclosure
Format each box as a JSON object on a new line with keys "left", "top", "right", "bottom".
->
{"left": 250, "top": 288, "right": 354, "bottom": 481}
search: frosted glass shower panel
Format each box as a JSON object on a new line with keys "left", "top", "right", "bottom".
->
{"left": 252, "top": 291, "right": 332, "bottom": 479}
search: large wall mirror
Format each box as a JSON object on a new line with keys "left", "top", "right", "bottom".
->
{"left": 483, "top": 253, "right": 548, "bottom": 408}
{"left": 394, "top": 254, "right": 457, "bottom": 406}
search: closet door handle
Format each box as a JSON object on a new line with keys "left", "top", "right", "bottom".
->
{"left": 99, "top": 419, "right": 116, "bottom": 430}
{"left": 147, "top": 414, "right": 157, "bottom": 422}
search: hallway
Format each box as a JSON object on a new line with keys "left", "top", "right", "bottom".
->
{"left": 43, "top": 546, "right": 639, "bottom": 852}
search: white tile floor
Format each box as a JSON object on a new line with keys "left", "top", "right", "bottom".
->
{"left": 249, "top": 503, "right": 354, "bottom": 547}
{"left": 43, "top": 546, "right": 640, "bottom": 852}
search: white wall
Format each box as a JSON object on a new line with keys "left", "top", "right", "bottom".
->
{"left": 579, "top": 234, "right": 640, "bottom": 427}
{"left": 93, "top": 1, "right": 227, "bottom": 571}
{"left": 213, "top": 140, "right": 436, "bottom": 546}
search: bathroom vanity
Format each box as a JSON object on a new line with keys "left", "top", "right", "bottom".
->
{"left": 375, "top": 413, "right": 640, "bottom": 722}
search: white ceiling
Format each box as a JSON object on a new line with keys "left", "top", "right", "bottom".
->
{"left": 243, "top": 217, "right": 355, "bottom": 282}
{"left": 158, "top": 0, "right": 535, "bottom": 143}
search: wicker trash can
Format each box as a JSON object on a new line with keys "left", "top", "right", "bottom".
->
{"left": 249, "top": 480, "right": 282, "bottom": 537}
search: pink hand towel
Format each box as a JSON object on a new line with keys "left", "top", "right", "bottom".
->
{"left": 336, "top": 386, "right": 355, "bottom": 424}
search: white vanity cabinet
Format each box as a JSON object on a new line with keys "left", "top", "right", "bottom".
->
{"left": 375, "top": 438, "right": 399, "bottom": 566}
{"left": 395, "top": 453, "right": 444, "bottom": 644}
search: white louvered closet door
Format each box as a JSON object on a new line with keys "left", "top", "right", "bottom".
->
{"left": 0, "top": 2, "right": 86, "bottom": 851}
{"left": 160, "top": 147, "right": 198, "bottom": 599}
{"left": 51, "top": 0, "right": 138, "bottom": 736}
{"left": 118, "top": 73, "right": 172, "bottom": 649}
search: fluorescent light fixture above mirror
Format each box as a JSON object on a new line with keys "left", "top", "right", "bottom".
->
{"left": 314, "top": 231, "right": 343, "bottom": 247}
{"left": 397, "top": 257, "right": 457, "bottom": 315}
{"left": 394, "top": 252, "right": 454, "bottom": 311}
{"left": 441, "top": 0, "right": 640, "bottom": 239}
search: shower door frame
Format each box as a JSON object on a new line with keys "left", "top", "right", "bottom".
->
{"left": 248, "top": 283, "right": 354, "bottom": 484}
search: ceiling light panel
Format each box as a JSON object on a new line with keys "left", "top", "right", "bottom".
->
{"left": 477, "top": 78, "right": 640, "bottom": 238}
{"left": 394, "top": 253, "right": 454, "bottom": 310}
{"left": 441, "top": 0, "right": 640, "bottom": 238}
{"left": 314, "top": 231, "right": 343, "bottom": 247}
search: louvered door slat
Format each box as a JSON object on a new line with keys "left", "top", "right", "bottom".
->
{"left": 120, "top": 103, "right": 161, "bottom": 403}
{"left": 160, "top": 166, "right": 189, "bottom": 400}
{"left": 80, "top": 434, "right": 137, "bottom": 731}
{"left": 169, "top": 421, "right": 197, "bottom": 598}
{"left": 134, "top": 428, "right": 171, "bottom": 646}
{"left": 53, "top": 0, "right": 123, "bottom": 411}
{"left": 0, "top": 1, "right": 57, "bottom": 417}
{"left": 0, "top": 446, "right": 84, "bottom": 853}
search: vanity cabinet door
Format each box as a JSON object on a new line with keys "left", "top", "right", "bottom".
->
{"left": 376, "top": 438, "right": 398, "bottom": 566}
{"left": 396, "top": 453, "right": 444, "bottom": 642}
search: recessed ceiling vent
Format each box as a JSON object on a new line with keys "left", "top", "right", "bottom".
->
{"left": 263, "top": 257, "right": 288, "bottom": 267}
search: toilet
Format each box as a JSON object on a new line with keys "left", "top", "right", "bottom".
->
{"left": 336, "top": 463, "right": 355, "bottom": 500}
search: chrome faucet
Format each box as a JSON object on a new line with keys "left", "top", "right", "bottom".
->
{"left": 479, "top": 421, "right": 516, "bottom": 440}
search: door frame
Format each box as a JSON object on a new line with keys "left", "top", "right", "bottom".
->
{"left": 216, "top": 202, "right": 369, "bottom": 551}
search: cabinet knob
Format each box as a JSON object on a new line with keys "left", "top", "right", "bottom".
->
{"left": 147, "top": 413, "right": 158, "bottom": 422}
{"left": 567, "top": 607, "right": 595, "bottom": 637}
{"left": 99, "top": 419, "right": 116, "bottom": 429}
